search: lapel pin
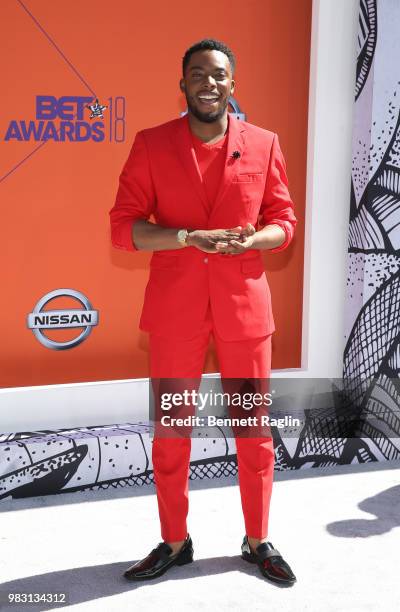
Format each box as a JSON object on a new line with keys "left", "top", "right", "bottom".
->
{"left": 232, "top": 150, "right": 241, "bottom": 159}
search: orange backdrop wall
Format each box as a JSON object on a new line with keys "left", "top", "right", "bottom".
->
{"left": 1, "top": 0, "right": 311, "bottom": 388}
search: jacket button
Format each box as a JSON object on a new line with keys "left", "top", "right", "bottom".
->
{"left": 204, "top": 257, "right": 208, "bottom": 263}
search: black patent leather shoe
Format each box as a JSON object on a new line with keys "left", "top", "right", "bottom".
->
{"left": 123, "top": 535, "right": 194, "bottom": 581}
{"left": 241, "top": 536, "right": 296, "bottom": 586}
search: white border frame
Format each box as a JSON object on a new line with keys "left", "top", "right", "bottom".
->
{"left": 0, "top": 0, "right": 360, "bottom": 433}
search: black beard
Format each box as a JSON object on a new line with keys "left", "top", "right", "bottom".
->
{"left": 186, "top": 96, "right": 228, "bottom": 123}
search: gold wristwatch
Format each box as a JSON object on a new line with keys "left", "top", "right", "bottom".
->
{"left": 177, "top": 229, "right": 189, "bottom": 247}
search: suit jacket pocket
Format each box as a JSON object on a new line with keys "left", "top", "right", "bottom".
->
{"left": 233, "top": 173, "right": 264, "bottom": 183}
{"left": 150, "top": 255, "right": 180, "bottom": 270}
{"left": 240, "top": 258, "right": 265, "bottom": 276}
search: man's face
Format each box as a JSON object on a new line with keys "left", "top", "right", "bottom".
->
{"left": 180, "top": 50, "right": 235, "bottom": 123}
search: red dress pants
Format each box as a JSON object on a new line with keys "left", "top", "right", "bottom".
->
{"left": 150, "top": 304, "right": 274, "bottom": 541}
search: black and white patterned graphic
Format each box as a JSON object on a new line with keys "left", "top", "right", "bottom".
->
{"left": 344, "top": 0, "right": 400, "bottom": 464}
{"left": 0, "top": 424, "right": 238, "bottom": 499}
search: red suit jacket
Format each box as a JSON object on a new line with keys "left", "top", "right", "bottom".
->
{"left": 109, "top": 114, "right": 297, "bottom": 341}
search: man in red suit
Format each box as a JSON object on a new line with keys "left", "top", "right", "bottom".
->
{"left": 109, "top": 38, "right": 297, "bottom": 585}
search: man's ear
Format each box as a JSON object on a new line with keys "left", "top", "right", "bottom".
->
{"left": 230, "top": 79, "right": 235, "bottom": 95}
{"left": 179, "top": 78, "right": 185, "bottom": 93}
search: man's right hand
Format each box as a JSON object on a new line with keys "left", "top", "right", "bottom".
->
{"left": 187, "top": 227, "right": 242, "bottom": 253}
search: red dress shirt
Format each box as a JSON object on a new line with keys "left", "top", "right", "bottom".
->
{"left": 190, "top": 131, "right": 228, "bottom": 207}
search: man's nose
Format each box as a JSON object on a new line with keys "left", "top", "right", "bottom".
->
{"left": 202, "top": 75, "right": 217, "bottom": 87}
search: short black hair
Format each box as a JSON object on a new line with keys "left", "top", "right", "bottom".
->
{"left": 182, "top": 38, "right": 236, "bottom": 75}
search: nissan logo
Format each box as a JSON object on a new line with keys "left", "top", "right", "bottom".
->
{"left": 27, "top": 288, "right": 99, "bottom": 350}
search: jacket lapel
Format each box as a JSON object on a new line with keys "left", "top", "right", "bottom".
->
{"left": 212, "top": 114, "right": 246, "bottom": 213}
{"left": 172, "top": 115, "right": 209, "bottom": 213}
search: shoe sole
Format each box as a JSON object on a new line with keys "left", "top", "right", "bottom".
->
{"left": 241, "top": 552, "right": 296, "bottom": 586}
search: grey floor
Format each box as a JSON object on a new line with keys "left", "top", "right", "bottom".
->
{"left": 0, "top": 460, "right": 399, "bottom": 611}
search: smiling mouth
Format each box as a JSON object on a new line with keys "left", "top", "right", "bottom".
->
{"left": 197, "top": 94, "right": 220, "bottom": 106}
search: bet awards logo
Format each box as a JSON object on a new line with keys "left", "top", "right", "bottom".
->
{"left": 4, "top": 95, "right": 125, "bottom": 143}
{"left": 27, "top": 289, "right": 99, "bottom": 350}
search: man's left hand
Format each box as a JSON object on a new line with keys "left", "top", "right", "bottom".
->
{"left": 215, "top": 223, "right": 256, "bottom": 254}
